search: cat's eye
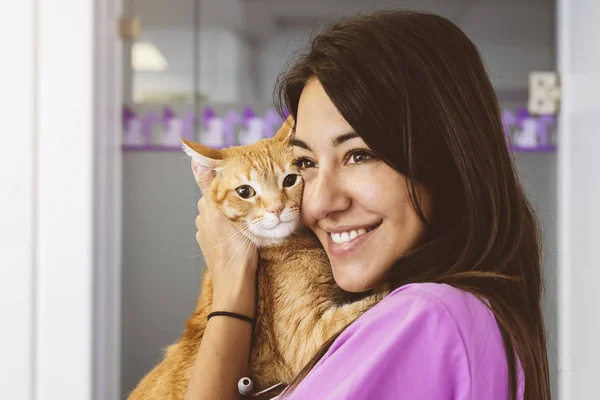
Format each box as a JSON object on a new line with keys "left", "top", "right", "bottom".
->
{"left": 283, "top": 174, "right": 298, "bottom": 188}
{"left": 293, "top": 157, "right": 316, "bottom": 170}
{"left": 235, "top": 185, "right": 256, "bottom": 199}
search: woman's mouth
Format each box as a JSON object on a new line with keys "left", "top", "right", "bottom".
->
{"left": 326, "top": 224, "right": 380, "bottom": 257}
{"left": 329, "top": 225, "right": 377, "bottom": 244}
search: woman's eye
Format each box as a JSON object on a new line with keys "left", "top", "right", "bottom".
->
{"left": 235, "top": 185, "right": 256, "bottom": 199}
{"left": 283, "top": 174, "right": 298, "bottom": 188}
{"left": 293, "top": 158, "right": 317, "bottom": 170}
{"left": 347, "top": 150, "right": 373, "bottom": 165}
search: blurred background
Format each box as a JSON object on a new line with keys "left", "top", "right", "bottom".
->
{"left": 2, "top": 0, "right": 599, "bottom": 399}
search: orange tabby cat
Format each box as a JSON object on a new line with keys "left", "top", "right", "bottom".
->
{"left": 127, "top": 119, "right": 387, "bottom": 399}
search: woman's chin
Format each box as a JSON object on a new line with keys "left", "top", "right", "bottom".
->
{"left": 330, "top": 266, "right": 375, "bottom": 293}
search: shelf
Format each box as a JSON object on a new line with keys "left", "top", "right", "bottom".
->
{"left": 123, "top": 145, "right": 185, "bottom": 152}
{"left": 511, "top": 145, "right": 557, "bottom": 153}
{"left": 123, "top": 144, "right": 558, "bottom": 153}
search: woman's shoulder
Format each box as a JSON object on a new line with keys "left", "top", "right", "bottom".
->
{"left": 347, "top": 282, "right": 507, "bottom": 370}
{"left": 375, "top": 282, "right": 488, "bottom": 313}
{"left": 292, "top": 282, "right": 513, "bottom": 399}
{"left": 362, "top": 282, "right": 496, "bottom": 334}
{"left": 314, "top": 283, "right": 508, "bottom": 399}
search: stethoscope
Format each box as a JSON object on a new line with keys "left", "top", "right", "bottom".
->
{"left": 238, "top": 377, "right": 286, "bottom": 399}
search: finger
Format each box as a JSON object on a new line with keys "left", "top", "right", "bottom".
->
{"left": 196, "top": 231, "right": 202, "bottom": 247}
{"left": 199, "top": 198, "right": 214, "bottom": 217}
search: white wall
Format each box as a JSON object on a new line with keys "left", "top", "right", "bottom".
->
{"left": 0, "top": 1, "right": 36, "bottom": 396}
{"left": 134, "top": 28, "right": 244, "bottom": 103}
{"left": 132, "top": 0, "right": 248, "bottom": 104}
{"left": 36, "top": 1, "right": 95, "bottom": 396}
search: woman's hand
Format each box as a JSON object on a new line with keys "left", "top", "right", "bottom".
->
{"left": 184, "top": 164, "right": 257, "bottom": 399}
{"left": 194, "top": 165, "right": 258, "bottom": 316}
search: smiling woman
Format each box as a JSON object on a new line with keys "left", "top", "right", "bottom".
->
{"left": 183, "top": 9, "right": 551, "bottom": 400}
{"left": 273, "top": 10, "right": 551, "bottom": 400}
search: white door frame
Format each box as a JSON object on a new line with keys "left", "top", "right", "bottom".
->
{"left": 0, "top": 1, "right": 37, "bottom": 397}
{"left": 92, "top": 0, "right": 124, "bottom": 399}
{"left": 557, "top": 0, "right": 600, "bottom": 399}
{"left": 1, "top": 0, "right": 122, "bottom": 399}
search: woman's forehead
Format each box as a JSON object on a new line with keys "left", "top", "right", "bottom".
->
{"left": 295, "top": 84, "right": 358, "bottom": 147}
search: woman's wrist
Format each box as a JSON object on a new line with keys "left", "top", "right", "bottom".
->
{"left": 211, "top": 275, "right": 256, "bottom": 318}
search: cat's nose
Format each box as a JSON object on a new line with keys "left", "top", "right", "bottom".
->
{"left": 267, "top": 205, "right": 284, "bottom": 217}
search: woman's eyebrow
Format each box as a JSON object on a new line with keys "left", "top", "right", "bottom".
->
{"left": 292, "top": 138, "right": 311, "bottom": 151}
{"left": 331, "top": 132, "right": 360, "bottom": 147}
{"left": 292, "top": 132, "right": 360, "bottom": 151}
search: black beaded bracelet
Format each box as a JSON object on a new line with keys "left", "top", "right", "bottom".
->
{"left": 207, "top": 311, "right": 254, "bottom": 325}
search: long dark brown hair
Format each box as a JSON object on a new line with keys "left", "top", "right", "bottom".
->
{"left": 273, "top": 9, "right": 550, "bottom": 400}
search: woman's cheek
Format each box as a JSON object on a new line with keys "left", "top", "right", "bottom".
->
{"left": 300, "top": 183, "right": 312, "bottom": 219}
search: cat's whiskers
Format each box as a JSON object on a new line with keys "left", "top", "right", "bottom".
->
{"left": 185, "top": 253, "right": 207, "bottom": 260}
{"left": 216, "top": 231, "right": 258, "bottom": 268}
{"left": 221, "top": 232, "right": 253, "bottom": 271}
{"left": 204, "top": 226, "right": 253, "bottom": 253}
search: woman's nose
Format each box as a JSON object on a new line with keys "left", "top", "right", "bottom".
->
{"left": 303, "top": 170, "right": 350, "bottom": 221}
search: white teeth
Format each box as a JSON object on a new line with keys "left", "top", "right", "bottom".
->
{"left": 330, "top": 228, "right": 369, "bottom": 244}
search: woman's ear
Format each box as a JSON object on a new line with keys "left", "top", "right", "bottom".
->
{"left": 181, "top": 140, "right": 223, "bottom": 190}
{"left": 272, "top": 116, "right": 294, "bottom": 143}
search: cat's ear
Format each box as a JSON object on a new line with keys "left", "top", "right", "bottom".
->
{"left": 181, "top": 140, "right": 223, "bottom": 190}
{"left": 272, "top": 116, "right": 294, "bottom": 143}
{"left": 181, "top": 140, "right": 223, "bottom": 170}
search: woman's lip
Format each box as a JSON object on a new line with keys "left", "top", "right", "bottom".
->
{"left": 326, "top": 224, "right": 380, "bottom": 257}
{"left": 323, "top": 224, "right": 379, "bottom": 234}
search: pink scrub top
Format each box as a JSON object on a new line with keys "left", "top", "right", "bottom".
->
{"left": 284, "top": 282, "right": 524, "bottom": 399}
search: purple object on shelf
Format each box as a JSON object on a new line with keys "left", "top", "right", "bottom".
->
{"left": 513, "top": 107, "right": 556, "bottom": 146}
{"left": 242, "top": 106, "right": 256, "bottom": 126}
{"left": 223, "top": 110, "right": 241, "bottom": 147}
{"left": 162, "top": 107, "right": 176, "bottom": 127}
{"left": 501, "top": 110, "right": 516, "bottom": 139}
{"left": 202, "top": 107, "right": 217, "bottom": 125}
{"left": 181, "top": 111, "right": 196, "bottom": 141}
{"left": 536, "top": 115, "right": 555, "bottom": 146}
{"left": 141, "top": 111, "right": 159, "bottom": 142}
{"left": 121, "top": 106, "right": 558, "bottom": 153}
{"left": 123, "top": 106, "right": 136, "bottom": 127}
{"left": 515, "top": 107, "right": 530, "bottom": 127}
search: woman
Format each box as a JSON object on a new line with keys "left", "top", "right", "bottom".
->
{"left": 185, "top": 10, "right": 551, "bottom": 400}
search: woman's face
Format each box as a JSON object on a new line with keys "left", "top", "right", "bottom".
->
{"left": 293, "top": 79, "right": 428, "bottom": 292}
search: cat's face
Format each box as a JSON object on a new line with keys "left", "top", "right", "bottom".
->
{"left": 183, "top": 119, "right": 303, "bottom": 247}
